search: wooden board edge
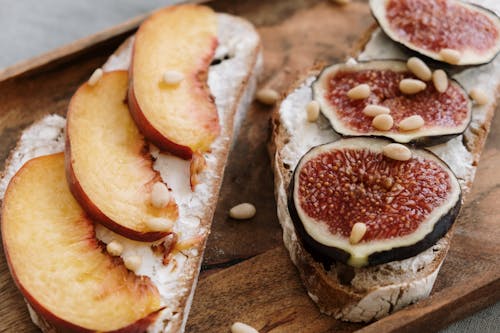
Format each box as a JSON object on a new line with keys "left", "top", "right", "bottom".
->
{"left": 0, "top": 1, "right": 497, "bottom": 331}
{"left": 194, "top": 243, "right": 499, "bottom": 332}
{"left": 356, "top": 275, "right": 500, "bottom": 333}
{"left": 0, "top": 15, "right": 145, "bottom": 82}
{"left": 0, "top": 1, "right": 212, "bottom": 82}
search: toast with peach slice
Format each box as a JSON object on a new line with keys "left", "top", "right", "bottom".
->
{"left": 0, "top": 5, "right": 262, "bottom": 333}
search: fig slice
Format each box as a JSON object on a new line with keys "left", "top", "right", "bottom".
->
{"left": 1, "top": 153, "right": 163, "bottom": 332}
{"left": 312, "top": 60, "right": 471, "bottom": 145}
{"left": 289, "top": 138, "right": 461, "bottom": 267}
{"left": 370, "top": 0, "right": 500, "bottom": 65}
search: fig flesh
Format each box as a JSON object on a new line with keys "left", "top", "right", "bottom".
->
{"left": 289, "top": 138, "right": 461, "bottom": 267}
{"left": 312, "top": 60, "right": 471, "bottom": 145}
{"left": 370, "top": 0, "right": 500, "bottom": 65}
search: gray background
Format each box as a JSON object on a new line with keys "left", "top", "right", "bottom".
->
{"left": 0, "top": 0, "right": 498, "bottom": 332}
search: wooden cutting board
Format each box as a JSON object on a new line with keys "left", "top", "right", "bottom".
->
{"left": 0, "top": 0, "right": 498, "bottom": 332}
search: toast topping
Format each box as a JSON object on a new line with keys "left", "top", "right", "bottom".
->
{"left": 151, "top": 182, "right": 171, "bottom": 208}
{"left": 372, "top": 114, "right": 393, "bottom": 131}
{"left": 370, "top": 0, "right": 500, "bottom": 65}
{"left": 124, "top": 255, "right": 143, "bottom": 272}
{"left": 290, "top": 138, "right": 461, "bottom": 266}
{"left": 190, "top": 152, "right": 207, "bottom": 189}
{"left": 1, "top": 154, "right": 162, "bottom": 331}
{"left": 346, "top": 83, "right": 370, "bottom": 99}
{"left": 399, "top": 78, "right": 426, "bottom": 95}
{"left": 469, "top": 88, "right": 489, "bottom": 105}
{"left": 296, "top": 144, "right": 451, "bottom": 240}
{"left": 106, "top": 240, "right": 124, "bottom": 256}
{"left": 130, "top": 5, "right": 219, "bottom": 159}
{"left": 439, "top": 48, "right": 461, "bottom": 65}
{"left": 362, "top": 104, "right": 390, "bottom": 117}
{"left": 382, "top": 143, "right": 412, "bottom": 161}
{"left": 349, "top": 222, "right": 367, "bottom": 244}
{"left": 386, "top": 0, "right": 498, "bottom": 53}
{"left": 432, "top": 69, "right": 448, "bottom": 93}
{"left": 67, "top": 71, "right": 178, "bottom": 242}
{"left": 162, "top": 70, "right": 185, "bottom": 85}
{"left": 398, "top": 115, "right": 425, "bottom": 131}
{"left": 146, "top": 217, "right": 174, "bottom": 232}
{"left": 296, "top": 145, "right": 450, "bottom": 240}
{"left": 312, "top": 60, "right": 471, "bottom": 145}
{"left": 87, "top": 68, "right": 103, "bottom": 86}
{"left": 306, "top": 101, "right": 320, "bottom": 122}
{"left": 406, "top": 57, "right": 431, "bottom": 81}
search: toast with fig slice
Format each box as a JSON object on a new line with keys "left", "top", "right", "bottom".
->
{"left": 0, "top": 4, "right": 261, "bottom": 333}
{"left": 271, "top": 0, "right": 500, "bottom": 322}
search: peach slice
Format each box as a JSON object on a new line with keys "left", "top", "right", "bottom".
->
{"left": 1, "top": 153, "right": 162, "bottom": 332}
{"left": 129, "top": 5, "right": 220, "bottom": 159}
{"left": 66, "top": 70, "right": 177, "bottom": 242}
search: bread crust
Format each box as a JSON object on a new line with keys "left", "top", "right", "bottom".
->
{"left": 270, "top": 24, "right": 499, "bottom": 320}
{"left": 172, "top": 20, "right": 262, "bottom": 332}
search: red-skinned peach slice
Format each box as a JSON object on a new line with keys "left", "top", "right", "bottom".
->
{"left": 129, "top": 5, "right": 219, "bottom": 160}
{"left": 1, "top": 154, "right": 163, "bottom": 332}
{"left": 66, "top": 71, "right": 177, "bottom": 242}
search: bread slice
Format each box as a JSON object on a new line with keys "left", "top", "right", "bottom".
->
{"left": 0, "top": 12, "right": 262, "bottom": 333}
{"left": 270, "top": 2, "right": 500, "bottom": 322}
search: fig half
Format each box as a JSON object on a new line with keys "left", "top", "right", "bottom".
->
{"left": 370, "top": 0, "right": 500, "bottom": 65}
{"left": 289, "top": 138, "right": 461, "bottom": 267}
{"left": 312, "top": 60, "right": 472, "bottom": 146}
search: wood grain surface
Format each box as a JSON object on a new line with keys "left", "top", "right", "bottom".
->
{"left": 0, "top": 0, "right": 498, "bottom": 332}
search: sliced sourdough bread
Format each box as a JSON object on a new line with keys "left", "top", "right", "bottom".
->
{"left": 0, "top": 12, "right": 262, "bottom": 333}
{"left": 270, "top": 1, "right": 500, "bottom": 322}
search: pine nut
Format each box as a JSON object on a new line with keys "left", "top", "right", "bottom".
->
{"left": 399, "top": 79, "right": 426, "bottom": 94}
{"left": 349, "top": 222, "right": 367, "bottom": 244}
{"left": 124, "top": 256, "right": 142, "bottom": 272}
{"left": 106, "top": 240, "right": 123, "bottom": 256}
{"left": 163, "top": 70, "right": 184, "bottom": 85}
{"left": 146, "top": 217, "right": 174, "bottom": 232}
{"left": 256, "top": 88, "right": 280, "bottom": 105}
{"left": 229, "top": 203, "right": 256, "bottom": 220}
{"left": 190, "top": 153, "right": 207, "bottom": 188}
{"left": 88, "top": 68, "right": 103, "bottom": 86}
{"left": 191, "top": 153, "right": 206, "bottom": 174}
{"left": 432, "top": 70, "right": 448, "bottom": 93}
{"left": 439, "top": 48, "right": 461, "bottom": 64}
{"left": 383, "top": 143, "right": 412, "bottom": 161}
{"left": 469, "top": 88, "right": 489, "bottom": 105}
{"left": 331, "top": 0, "right": 351, "bottom": 5}
{"left": 347, "top": 84, "right": 370, "bottom": 100}
{"left": 345, "top": 57, "right": 357, "bottom": 66}
{"left": 372, "top": 114, "right": 394, "bottom": 131}
{"left": 151, "top": 182, "right": 170, "bottom": 208}
{"left": 363, "top": 104, "right": 390, "bottom": 117}
{"left": 231, "top": 322, "right": 259, "bottom": 333}
{"left": 176, "top": 236, "right": 203, "bottom": 251}
{"left": 407, "top": 57, "right": 432, "bottom": 81}
{"left": 306, "top": 101, "right": 320, "bottom": 122}
{"left": 398, "top": 115, "right": 425, "bottom": 131}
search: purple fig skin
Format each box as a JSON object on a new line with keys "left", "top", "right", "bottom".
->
{"left": 288, "top": 138, "right": 462, "bottom": 267}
